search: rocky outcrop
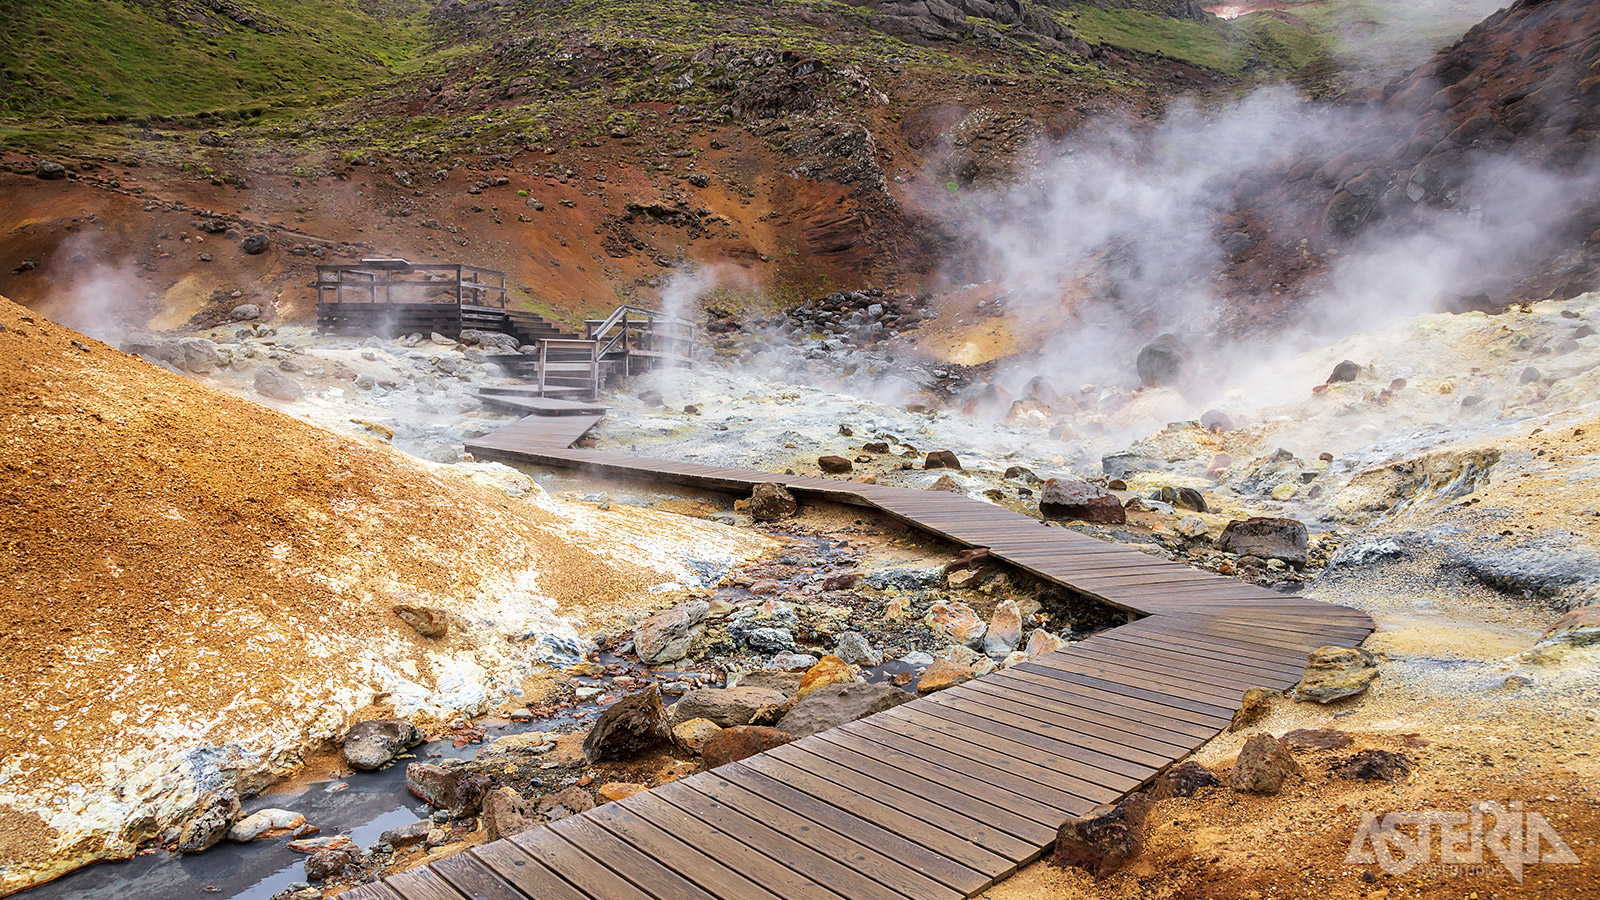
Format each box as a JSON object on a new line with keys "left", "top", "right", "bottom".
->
{"left": 1053, "top": 791, "right": 1154, "bottom": 878}
{"left": 1229, "top": 733, "right": 1300, "bottom": 795}
{"left": 1216, "top": 517, "right": 1308, "bottom": 567}
{"left": 1039, "top": 477, "right": 1126, "bottom": 525}
{"left": 702, "top": 725, "right": 795, "bottom": 769}
{"left": 633, "top": 600, "right": 708, "bottom": 665}
{"left": 671, "top": 686, "right": 790, "bottom": 727}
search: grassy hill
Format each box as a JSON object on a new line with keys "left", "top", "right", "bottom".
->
{"left": 0, "top": 0, "right": 434, "bottom": 119}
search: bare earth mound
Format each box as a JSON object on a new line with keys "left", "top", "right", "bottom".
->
{"left": 0, "top": 296, "right": 768, "bottom": 893}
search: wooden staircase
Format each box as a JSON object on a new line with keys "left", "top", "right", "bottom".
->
{"left": 490, "top": 305, "right": 700, "bottom": 401}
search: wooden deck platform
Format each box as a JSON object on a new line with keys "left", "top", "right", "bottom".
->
{"left": 341, "top": 409, "right": 1374, "bottom": 900}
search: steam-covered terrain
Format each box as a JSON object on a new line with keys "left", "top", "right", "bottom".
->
{"left": 2, "top": 0, "right": 1599, "bottom": 898}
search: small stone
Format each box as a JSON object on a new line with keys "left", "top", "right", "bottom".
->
{"left": 1327, "top": 359, "right": 1361, "bottom": 383}
{"left": 229, "top": 303, "right": 261, "bottom": 321}
{"left": 982, "top": 599, "right": 1023, "bottom": 655}
{"left": 923, "top": 450, "right": 962, "bottom": 470}
{"left": 1229, "top": 733, "right": 1300, "bottom": 795}
{"left": 535, "top": 786, "right": 595, "bottom": 822}
{"left": 929, "top": 474, "right": 964, "bottom": 493}
{"left": 797, "top": 655, "right": 860, "bottom": 699}
{"left": 821, "top": 572, "right": 859, "bottom": 591}
{"left": 833, "top": 631, "right": 882, "bottom": 666}
{"left": 1519, "top": 366, "right": 1541, "bottom": 384}
{"left": 1229, "top": 688, "right": 1276, "bottom": 732}
{"left": 481, "top": 786, "right": 537, "bottom": 842}
{"left": 1281, "top": 728, "right": 1353, "bottom": 750}
{"left": 177, "top": 789, "right": 241, "bottom": 853}
{"left": 1024, "top": 629, "right": 1066, "bottom": 657}
{"left": 818, "top": 455, "right": 853, "bottom": 474}
{"left": 379, "top": 820, "right": 430, "bottom": 847}
{"left": 343, "top": 719, "right": 424, "bottom": 770}
{"left": 34, "top": 160, "right": 68, "bottom": 180}
{"left": 1295, "top": 646, "right": 1379, "bottom": 703}
{"left": 1200, "top": 410, "right": 1234, "bottom": 432}
{"left": 1150, "top": 762, "right": 1220, "bottom": 799}
{"left": 393, "top": 603, "right": 448, "bottom": 638}
{"left": 672, "top": 717, "right": 723, "bottom": 754}
{"left": 304, "top": 848, "right": 354, "bottom": 881}
{"left": 672, "top": 686, "right": 789, "bottom": 727}
{"left": 1334, "top": 749, "right": 1412, "bottom": 781}
{"left": 1176, "top": 516, "right": 1209, "bottom": 539}
{"left": 228, "top": 808, "right": 306, "bottom": 842}
{"left": 702, "top": 725, "right": 794, "bottom": 769}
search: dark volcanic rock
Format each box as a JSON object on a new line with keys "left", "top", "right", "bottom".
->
{"left": 672, "top": 686, "right": 790, "bottom": 727}
{"left": 176, "top": 789, "right": 240, "bottom": 853}
{"left": 1216, "top": 517, "right": 1308, "bottom": 567}
{"left": 1283, "top": 728, "right": 1354, "bottom": 750}
{"left": 1335, "top": 749, "right": 1413, "bottom": 781}
{"left": 1135, "top": 334, "right": 1195, "bottom": 388}
{"left": 1039, "top": 477, "right": 1126, "bottom": 525}
{"left": 240, "top": 233, "right": 270, "bottom": 254}
{"left": 749, "top": 482, "right": 798, "bottom": 520}
{"left": 1327, "top": 359, "right": 1362, "bottom": 383}
{"left": 343, "top": 719, "right": 424, "bottom": 770}
{"left": 1053, "top": 791, "right": 1154, "bottom": 878}
{"left": 482, "top": 786, "right": 536, "bottom": 841}
{"left": 583, "top": 685, "right": 672, "bottom": 762}
{"left": 1150, "top": 762, "right": 1221, "bottom": 799}
{"left": 818, "top": 455, "right": 853, "bottom": 474}
{"left": 923, "top": 449, "right": 962, "bottom": 470}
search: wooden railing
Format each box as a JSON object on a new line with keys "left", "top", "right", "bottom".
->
{"left": 312, "top": 262, "right": 508, "bottom": 309}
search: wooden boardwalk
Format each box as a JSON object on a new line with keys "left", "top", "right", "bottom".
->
{"left": 339, "top": 410, "right": 1373, "bottom": 900}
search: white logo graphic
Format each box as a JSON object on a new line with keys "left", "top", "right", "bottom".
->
{"left": 1346, "top": 801, "right": 1579, "bottom": 882}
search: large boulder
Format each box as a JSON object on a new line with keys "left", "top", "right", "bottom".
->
{"left": 1039, "top": 478, "right": 1126, "bottom": 525}
{"left": 583, "top": 685, "right": 672, "bottom": 762}
{"left": 1229, "top": 733, "right": 1300, "bottom": 795}
{"left": 776, "top": 682, "right": 910, "bottom": 737}
{"left": 749, "top": 483, "right": 798, "bottom": 520}
{"left": 671, "top": 686, "right": 789, "bottom": 727}
{"left": 1295, "top": 646, "right": 1379, "bottom": 703}
{"left": 1053, "top": 791, "right": 1154, "bottom": 878}
{"left": 1135, "top": 334, "right": 1195, "bottom": 388}
{"left": 633, "top": 600, "right": 708, "bottom": 665}
{"left": 343, "top": 719, "right": 424, "bottom": 770}
{"left": 701, "top": 725, "right": 795, "bottom": 769}
{"left": 405, "top": 762, "right": 490, "bottom": 816}
{"left": 796, "top": 655, "right": 860, "bottom": 699}
{"left": 1216, "top": 517, "right": 1308, "bottom": 567}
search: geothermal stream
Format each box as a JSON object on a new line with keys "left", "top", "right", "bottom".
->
{"left": 16, "top": 286, "right": 1600, "bottom": 900}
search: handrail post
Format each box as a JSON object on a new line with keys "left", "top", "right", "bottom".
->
{"left": 590, "top": 341, "right": 600, "bottom": 402}
{"left": 538, "top": 341, "right": 548, "bottom": 397}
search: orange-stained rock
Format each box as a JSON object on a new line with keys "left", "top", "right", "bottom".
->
{"left": 916, "top": 658, "right": 976, "bottom": 693}
{"left": 797, "top": 655, "right": 859, "bottom": 699}
{"left": 701, "top": 726, "right": 794, "bottom": 769}
{"left": 598, "top": 782, "right": 647, "bottom": 803}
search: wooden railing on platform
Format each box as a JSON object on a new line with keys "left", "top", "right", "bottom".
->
{"left": 312, "top": 262, "right": 509, "bottom": 309}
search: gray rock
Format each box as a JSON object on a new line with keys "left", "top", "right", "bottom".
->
{"left": 633, "top": 600, "right": 709, "bottom": 665}
{"left": 177, "top": 789, "right": 240, "bottom": 853}
{"left": 254, "top": 367, "right": 304, "bottom": 402}
{"left": 776, "top": 682, "right": 911, "bottom": 737}
{"left": 1216, "top": 517, "right": 1308, "bottom": 567}
{"left": 1136, "top": 334, "right": 1195, "bottom": 387}
{"left": 583, "top": 685, "right": 672, "bottom": 762}
{"left": 35, "top": 161, "right": 67, "bottom": 180}
{"left": 240, "top": 233, "right": 269, "bottom": 255}
{"left": 430, "top": 332, "right": 456, "bottom": 346}
{"left": 1176, "top": 516, "right": 1209, "bottom": 539}
{"left": 378, "top": 820, "right": 430, "bottom": 847}
{"left": 833, "top": 631, "right": 882, "bottom": 666}
{"left": 230, "top": 304, "right": 261, "bottom": 321}
{"left": 343, "top": 719, "right": 424, "bottom": 770}
{"left": 180, "top": 339, "right": 220, "bottom": 374}
{"left": 672, "top": 686, "right": 790, "bottom": 727}
{"left": 740, "top": 626, "right": 796, "bottom": 654}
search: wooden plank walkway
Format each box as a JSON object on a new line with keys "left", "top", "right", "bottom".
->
{"left": 340, "top": 410, "right": 1374, "bottom": 900}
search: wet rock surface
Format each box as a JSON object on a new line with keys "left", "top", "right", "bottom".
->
{"left": 344, "top": 720, "right": 425, "bottom": 771}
